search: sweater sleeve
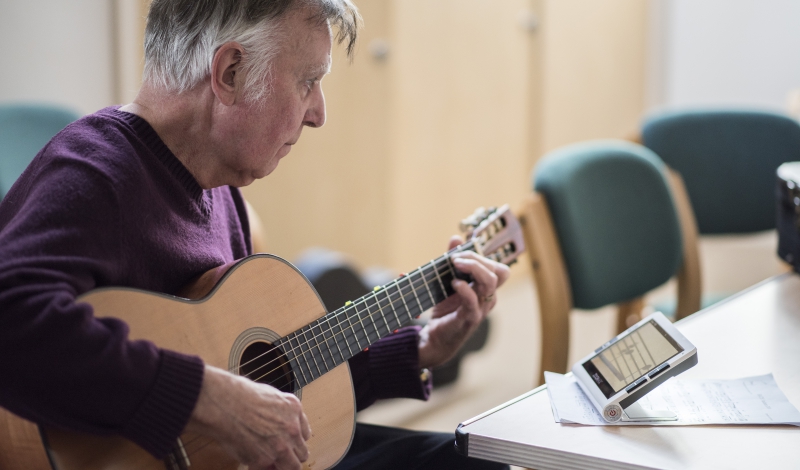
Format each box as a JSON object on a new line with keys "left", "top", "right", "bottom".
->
{"left": 0, "top": 156, "right": 204, "bottom": 458}
{"left": 348, "top": 326, "right": 432, "bottom": 411}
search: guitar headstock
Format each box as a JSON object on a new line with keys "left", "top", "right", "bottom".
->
{"left": 460, "top": 205, "right": 525, "bottom": 266}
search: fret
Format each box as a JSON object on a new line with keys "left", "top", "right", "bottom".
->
{"left": 368, "top": 290, "right": 394, "bottom": 334}
{"left": 352, "top": 303, "right": 374, "bottom": 345}
{"left": 301, "top": 326, "right": 324, "bottom": 378}
{"left": 369, "top": 294, "right": 394, "bottom": 338}
{"left": 405, "top": 274, "right": 424, "bottom": 319}
{"left": 334, "top": 310, "right": 355, "bottom": 356}
{"left": 420, "top": 264, "right": 436, "bottom": 308}
{"left": 446, "top": 256, "right": 459, "bottom": 284}
{"left": 429, "top": 269, "right": 442, "bottom": 306}
{"left": 394, "top": 278, "right": 415, "bottom": 322}
{"left": 357, "top": 300, "right": 380, "bottom": 344}
{"left": 345, "top": 305, "right": 367, "bottom": 350}
{"left": 431, "top": 259, "right": 447, "bottom": 302}
{"left": 285, "top": 334, "right": 310, "bottom": 387}
{"left": 438, "top": 258, "right": 455, "bottom": 297}
{"left": 380, "top": 285, "right": 402, "bottom": 327}
{"left": 287, "top": 357, "right": 306, "bottom": 388}
{"left": 310, "top": 321, "right": 333, "bottom": 372}
{"left": 290, "top": 330, "right": 311, "bottom": 383}
{"left": 290, "top": 333, "right": 311, "bottom": 385}
{"left": 321, "top": 315, "right": 346, "bottom": 365}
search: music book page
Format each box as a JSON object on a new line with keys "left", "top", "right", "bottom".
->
{"left": 544, "top": 372, "right": 800, "bottom": 426}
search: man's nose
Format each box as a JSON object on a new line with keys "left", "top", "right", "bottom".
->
{"left": 303, "top": 86, "right": 326, "bottom": 128}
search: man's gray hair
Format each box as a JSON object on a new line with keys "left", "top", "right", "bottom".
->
{"left": 143, "top": 0, "right": 359, "bottom": 102}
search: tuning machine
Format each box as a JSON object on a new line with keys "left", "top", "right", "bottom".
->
{"left": 459, "top": 206, "right": 497, "bottom": 237}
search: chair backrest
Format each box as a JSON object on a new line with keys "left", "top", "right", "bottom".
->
{"left": 534, "top": 140, "right": 683, "bottom": 309}
{"left": 0, "top": 103, "right": 81, "bottom": 199}
{"left": 521, "top": 140, "right": 700, "bottom": 384}
{"left": 642, "top": 110, "right": 800, "bottom": 234}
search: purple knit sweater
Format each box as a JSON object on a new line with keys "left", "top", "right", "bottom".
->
{"left": 0, "top": 107, "right": 429, "bottom": 458}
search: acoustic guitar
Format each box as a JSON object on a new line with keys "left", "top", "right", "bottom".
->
{"left": 0, "top": 205, "right": 524, "bottom": 470}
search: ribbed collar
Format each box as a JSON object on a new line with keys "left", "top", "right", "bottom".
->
{"left": 108, "top": 107, "right": 204, "bottom": 201}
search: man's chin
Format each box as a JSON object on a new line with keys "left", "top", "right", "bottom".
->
{"left": 278, "top": 144, "right": 293, "bottom": 159}
{"left": 248, "top": 162, "right": 281, "bottom": 183}
{"left": 230, "top": 175, "right": 257, "bottom": 188}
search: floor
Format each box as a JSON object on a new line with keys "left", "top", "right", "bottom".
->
{"left": 355, "top": 231, "right": 786, "bottom": 468}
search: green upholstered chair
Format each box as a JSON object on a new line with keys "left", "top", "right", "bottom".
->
{"left": 642, "top": 110, "right": 800, "bottom": 234}
{"left": 641, "top": 110, "right": 800, "bottom": 312}
{"left": 0, "top": 103, "right": 81, "bottom": 199}
{"left": 518, "top": 140, "right": 700, "bottom": 384}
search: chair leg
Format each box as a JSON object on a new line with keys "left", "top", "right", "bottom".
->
{"left": 616, "top": 297, "right": 645, "bottom": 333}
{"left": 519, "top": 195, "right": 573, "bottom": 386}
{"left": 665, "top": 169, "right": 702, "bottom": 320}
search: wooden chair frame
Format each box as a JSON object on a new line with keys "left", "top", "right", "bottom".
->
{"left": 521, "top": 168, "right": 701, "bottom": 385}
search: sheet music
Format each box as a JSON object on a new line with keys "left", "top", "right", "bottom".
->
{"left": 545, "top": 372, "right": 800, "bottom": 426}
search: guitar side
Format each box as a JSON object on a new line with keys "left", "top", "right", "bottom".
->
{"left": 0, "top": 408, "right": 51, "bottom": 470}
{"left": 3, "top": 255, "right": 355, "bottom": 470}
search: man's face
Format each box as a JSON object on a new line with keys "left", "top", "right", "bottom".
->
{"left": 221, "top": 9, "right": 332, "bottom": 186}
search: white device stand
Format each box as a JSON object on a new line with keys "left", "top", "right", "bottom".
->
{"left": 621, "top": 401, "right": 676, "bottom": 422}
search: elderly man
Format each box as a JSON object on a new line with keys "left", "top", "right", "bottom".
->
{"left": 0, "top": 1, "right": 509, "bottom": 469}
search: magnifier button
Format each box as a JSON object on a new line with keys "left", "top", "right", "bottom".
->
{"left": 625, "top": 377, "right": 647, "bottom": 393}
{"left": 648, "top": 363, "right": 670, "bottom": 379}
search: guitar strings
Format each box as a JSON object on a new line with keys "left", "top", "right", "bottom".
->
{"left": 172, "top": 256, "right": 460, "bottom": 464}
{"left": 237, "top": 256, "right": 455, "bottom": 382}
{"left": 230, "top": 245, "right": 470, "bottom": 380}
{"left": 248, "top": 260, "right": 456, "bottom": 384}
{"left": 231, "top": 242, "right": 471, "bottom": 376}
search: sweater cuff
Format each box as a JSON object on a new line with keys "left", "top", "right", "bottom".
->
{"left": 368, "top": 326, "right": 431, "bottom": 402}
{"left": 121, "top": 349, "right": 205, "bottom": 458}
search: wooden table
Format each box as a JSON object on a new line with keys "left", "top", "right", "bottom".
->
{"left": 456, "top": 273, "right": 800, "bottom": 469}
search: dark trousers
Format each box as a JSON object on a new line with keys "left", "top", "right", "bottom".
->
{"left": 333, "top": 423, "right": 510, "bottom": 470}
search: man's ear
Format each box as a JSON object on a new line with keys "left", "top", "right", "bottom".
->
{"left": 211, "top": 42, "right": 244, "bottom": 106}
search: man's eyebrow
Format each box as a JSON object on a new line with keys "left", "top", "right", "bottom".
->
{"left": 305, "top": 61, "right": 331, "bottom": 78}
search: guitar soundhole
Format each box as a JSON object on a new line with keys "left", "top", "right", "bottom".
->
{"left": 239, "top": 341, "right": 295, "bottom": 393}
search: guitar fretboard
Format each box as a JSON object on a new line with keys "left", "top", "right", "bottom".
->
{"left": 277, "top": 242, "right": 474, "bottom": 388}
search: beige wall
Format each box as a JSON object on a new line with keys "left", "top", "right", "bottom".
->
{"left": 538, "top": 0, "right": 648, "bottom": 153}
{"left": 112, "top": 0, "right": 150, "bottom": 104}
{"left": 386, "top": 0, "right": 536, "bottom": 269}
{"left": 244, "top": 0, "right": 648, "bottom": 272}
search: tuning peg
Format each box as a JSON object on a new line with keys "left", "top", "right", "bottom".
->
{"left": 459, "top": 207, "right": 495, "bottom": 233}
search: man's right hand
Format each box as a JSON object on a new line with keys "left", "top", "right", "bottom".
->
{"left": 186, "top": 364, "right": 312, "bottom": 469}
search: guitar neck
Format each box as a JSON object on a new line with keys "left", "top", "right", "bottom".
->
{"left": 277, "top": 241, "right": 477, "bottom": 388}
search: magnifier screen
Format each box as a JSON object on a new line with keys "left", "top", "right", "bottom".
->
{"left": 583, "top": 320, "right": 683, "bottom": 398}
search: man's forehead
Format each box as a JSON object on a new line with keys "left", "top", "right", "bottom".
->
{"left": 279, "top": 11, "right": 333, "bottom": 75}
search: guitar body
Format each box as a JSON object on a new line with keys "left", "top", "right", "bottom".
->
{"left": 1, "top": 255, "right": 355, "bottom": 470}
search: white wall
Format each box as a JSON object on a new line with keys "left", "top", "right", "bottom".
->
{"left": 649, "top": 0, "right": 800, "bottom": 112}
{"left": 0, "top": 0, "right": 115, "bottom": 115}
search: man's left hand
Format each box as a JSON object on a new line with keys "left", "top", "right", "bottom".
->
{"left": 417, "top": 236, "right": 511, "bottom": 369}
